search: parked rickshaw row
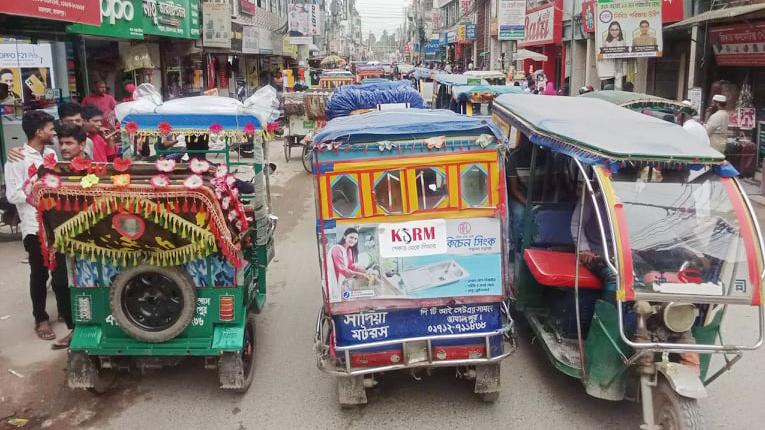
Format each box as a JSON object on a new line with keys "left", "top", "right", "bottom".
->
{"left": 30, "top": 82, "right": 763, "bottom": 430}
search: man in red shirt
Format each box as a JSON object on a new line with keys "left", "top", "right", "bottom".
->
{"left": 82, "top": 80, "right": 117, "bottom": 124}
{"left": 82, "top": 105, "right": 115, "bottom": 162}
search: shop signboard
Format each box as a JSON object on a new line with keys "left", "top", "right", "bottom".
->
{"left": 258, "top": 28, "right": 273, "bottom": 55}
{"left": 0, "top": 43, "right": 55, "bottom": 106}
{"left": 595, "top": 0, "right": 663, "bottom": 59}
{"left": 424, "top": 40, "right": 440, "bottom": 55}
{"left": 738, "top": 108, "right": 756, "bottom": 131}
{"left": 662, "top": 0, "right": 683, "bottom": 24}
{"left": 456, "top": 25, "right": 466, "bottom": 43}
{"left": 441, "top": 32, "right": 448, "bottom": 46}
{"left": 288, "top": 1, "right": 322, "bottom": 45}
{"left": 242, "top": 26, "right": 259, "bottom": 54}
{"left": 498, "top": 0, "right": 525, "bottom": 41}
{"left": 189, "top": 0, "right": 199, "bottom": 38}
{"left": 68, "top": 0, "right": 144, "bottom": 39}
{"left": 518, "top": 0, "right": 562, "bottom": 48}
{"left": 321, "top": 218, "right": 503, "bottom": 304}
{"left": 0, "top": 0, "right": 101, "bottom": 26}
{"left": 447, "top": 30, "right": 456, "bottom": 44}
{"left": 709, "top": 22, "right": 765, "bottom": 67}
{"left": 202, "top": 1, "right": 231, "bottom": 48}
{"left": 142, "top": 0, "right": 198, "bottom": 39}
{"left": 465, "top": 24, "right": 477, "bottom": 40}
{"left": 282, "top": 36, "right": 298, "bottom": 58}
{"left": 239, "top": 0, "right": 255, "bottom": 15}
{"left": 581, "top": 1, "right": 596, "bottom": 33}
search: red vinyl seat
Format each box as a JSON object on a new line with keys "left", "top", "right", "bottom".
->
{"left": 523, "top": 249, "right": 603, "bottom": 290}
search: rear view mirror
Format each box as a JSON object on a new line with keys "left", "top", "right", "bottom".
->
{"left": 268, "top": 163, "right": 277, "bottom": 174}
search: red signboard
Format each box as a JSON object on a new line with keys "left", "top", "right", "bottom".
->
{"left": 710, "top": 22, "right": 765, "bottom": 66}
{"left": 518, "top": 0, "right": 563, "bottom": 48}
{"left": 0, "top": 0, "right": 100, "bottom": 25}
{"left": 581, "top": 1, "right": 595, "bottom": 33}
{"left": 240, "top": 0, "right": 256, "bottom": 15}
{"left": 662, "top": 0, "right": 684, "bottom": 24}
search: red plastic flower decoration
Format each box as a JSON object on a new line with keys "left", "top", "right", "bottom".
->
{"left": 158, "top": 121, "right": 173, "bottom": 135}
{"left": 209, "top": 123, "right": 223, "bottom": 135}
{"left": 43, "top": 152, "right": 57, "bottom": 169}
{"left": 243, "top": 122, "right": 257, "bottom": 136}
{"left": 27, "top": 164, "right": 38, "bottom": 178}
{"left": 69, "top": 156, "right": 91, "bottom": 173}
{"left": 93, "top": 164, "right": 107, "bottom": 176}
{"left": 266, "top": 122, "right": 280, "bottom": 133}
{"left": 125, "top": 121, "right": 138, "bottom": 134}
{"left": 113, "top": 157, "right": 132, "bottom": 172}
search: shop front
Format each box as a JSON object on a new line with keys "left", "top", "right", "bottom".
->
{"left": 0, "top": 0, "right": 102, "bottom": 163}
{"left": 518, "top": 0, "right": 563, "bottom": 89}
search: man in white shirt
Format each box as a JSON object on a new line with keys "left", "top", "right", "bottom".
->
{"left": 705, "top": 94, "right": 729, "bottom": 153}
{"left": 4, "top": 110, "right": 71, "bottom": 345}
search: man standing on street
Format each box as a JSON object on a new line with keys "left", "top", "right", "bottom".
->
{"left": 705, "top": 94, "right": 729, "bottom": 154}
{"left": 4, "top": 110, "right": 71, "bottom": 345}
{"left": 82, "top": 80, "right": 117, "bottom": 124}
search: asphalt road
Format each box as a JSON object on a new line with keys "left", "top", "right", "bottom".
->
{"left": 1, "top": 142, "right": 764, "bottom": 429}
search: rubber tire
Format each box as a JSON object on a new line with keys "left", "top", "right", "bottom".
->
{"left": 652, "top": 378, "right": 703, "bottom": 430}
{"left": 301, "top": 144, "right": 313, "bottom": 174}
{"left": 110, "top": 266, "right": 197, "bottom": 343}
{"left": 283, "top": 138, "right": 291, "bottom": 162}
{"left": 87, "top": 368, "right": 118, "bottom": 395}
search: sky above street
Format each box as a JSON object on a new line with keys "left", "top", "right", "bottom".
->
{"left": 356, "top": 0, "right": 410, "bottom": 38}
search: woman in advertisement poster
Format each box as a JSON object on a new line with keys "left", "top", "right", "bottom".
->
{"left": 602, "top": 21, "right": 626, "bottom": 50}
{"left": 329, "top": 228, "right": 370, "bottom": 298}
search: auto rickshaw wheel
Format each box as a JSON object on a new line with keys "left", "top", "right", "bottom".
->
{"left": 87, "top": 368, "right": 118, "bottom": 395}
{"left": 218, "top": 313, "right": 256, "bottom": 392}
{"left": 652, "top": 378, "right": 703, "bottom": 430}
{"left": 110, "top": 266, "right": 197, "bottom": 343}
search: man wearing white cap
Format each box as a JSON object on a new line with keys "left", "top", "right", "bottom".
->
{"left": 705, "top": 94, "right": 729, "bottom": 153}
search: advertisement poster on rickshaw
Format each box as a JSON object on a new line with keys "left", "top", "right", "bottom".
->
{"left": 322, "top": 218, "right": 503, "bottom": 303}
{"left": 595, "top": 0, "right": 663, "bottom": 59}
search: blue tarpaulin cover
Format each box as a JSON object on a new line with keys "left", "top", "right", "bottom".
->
{"left": 325, "top": 85, "right": 425, "bottom": 119}
{"left": 314, "top": 109, "right": 502, "bottom": 144}
{"left": 344, "top": 80, "right": 412, "bottom": 91}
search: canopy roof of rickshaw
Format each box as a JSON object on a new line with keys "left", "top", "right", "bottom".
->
{"left": 118, "top": 95, "right": 265, "bottom": 133}
{"left": 579, "top": 90, "right": 698, "bottom": 116}
{"left": 434, "top": 73, "right": 489, "bottom": 86}
{"left": 463, "top": 70, "right": 507, "bottom": 80}
{"left": 452, "top": 85, "right": 525, "bottom": 100}
{"left": 493, "top": 94, "right": 724, "bottom": 163}
{"left": 413, "top": 67, "right": 436, "bottom": 79}
{"left": 360, "top": 78, "right": 397, "bottom": 85}
{"left": 341, "top": 80, "right": 412, "bottom": 91}
{"left": 314, "top": 109, "right": 501, "bottom": 144}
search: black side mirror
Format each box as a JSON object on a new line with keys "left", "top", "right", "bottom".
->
{"left": 268, "top": 163, "right": 277, "bottom": 174}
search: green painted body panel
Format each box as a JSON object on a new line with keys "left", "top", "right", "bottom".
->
{"left": 583, "top": 300, "right": 631, "bottom": 400}
{"left": 692, "top": 312, "right": 724, "bottom": 380}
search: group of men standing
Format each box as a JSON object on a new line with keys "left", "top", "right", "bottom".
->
{"left": 3, "top": 82, "right": 118, "bottom": 347}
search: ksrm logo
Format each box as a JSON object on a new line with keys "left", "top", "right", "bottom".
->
{"left": 102, "top": 0, "right": 134, "bottom": 25}
{"left": 390, "top": 226, "right": 436, "bottom": 244}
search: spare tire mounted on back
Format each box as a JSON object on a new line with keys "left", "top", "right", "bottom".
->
{"left": 110, "top": 266, "right": 197, "bottom": 343}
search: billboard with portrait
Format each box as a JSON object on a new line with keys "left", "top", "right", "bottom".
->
{"left": 319, "top": 217, "right": 503, "bottom": 304}
{"left": 288, "top": 1, "right": 322, "bottom": 45}
{"left": 595, "top": 0, "right": 662, "bottom": 59}
{"left": 0, "top": 43, "right": 55, "bottom": 109}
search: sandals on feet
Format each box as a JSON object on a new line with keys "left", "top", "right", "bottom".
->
{"left": 35, "top": 321, "right": 56, "bottom": 341}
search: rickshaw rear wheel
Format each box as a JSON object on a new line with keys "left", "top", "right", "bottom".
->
{"left": 301, "top": 144, "right": 313, "bottom": 174}
{"left": 652, "top": 378, "right": 703, "bottom": 430}
{"left": 87, "top": 368, "right": 118, "bottom": 395}
{"left": 110, "top": 266, "right": 197, "bottom": 343}
{"left": 284, "top": 138, "right": 292, "bottom": 162}
{"left": 218, "top": 313, "right": 256, "bottom": 392}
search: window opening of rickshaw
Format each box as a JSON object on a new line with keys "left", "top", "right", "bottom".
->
{"left": 609, "top": 168, "right": 755, "bottom": 299}
{"left": 331, "top": 175, "right": 360, "bottom": 218}
{"left": 374, "top": 171, "right": 404, "bottom": 214}
{"left": 415, "top": 168, "right": 448, "bottom": 210}
{"left": 462, "top": 164, "right": 489, "bottom": 207}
